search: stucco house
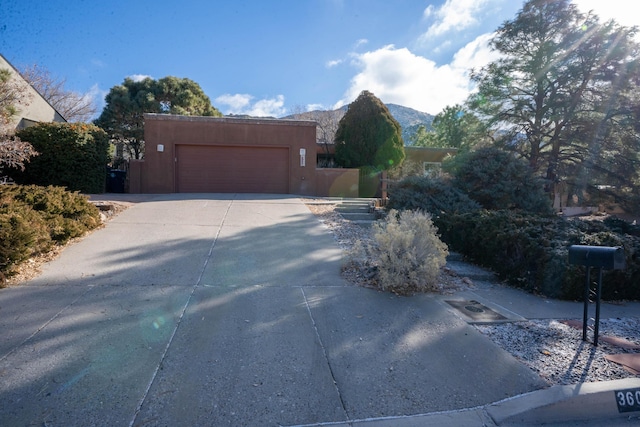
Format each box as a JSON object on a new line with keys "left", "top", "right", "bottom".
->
{"left": 125, "top": 113, "right": 456, "bottom": 198}
{"left": 401, "top": 146, "right": 457, "bottom": 175}
{"left": 0, "top": 53, "right": 67, "bottom": 130}
{"left": 129, "top": 113, "right": 359, "bottom": 197}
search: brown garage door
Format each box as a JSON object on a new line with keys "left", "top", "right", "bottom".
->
{"left": 176, "top": 145, "right": 290, "bottom": 193}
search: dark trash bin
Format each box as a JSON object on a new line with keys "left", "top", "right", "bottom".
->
{"left": 106, "top": 169, "right": 126, "bottom": 193}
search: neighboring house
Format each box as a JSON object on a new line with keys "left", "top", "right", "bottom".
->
{"left": 402, "top": 146, "right": 457, "bottom": 176}
{"left": 0, "top": 53, "right": 67, "bottom": 130}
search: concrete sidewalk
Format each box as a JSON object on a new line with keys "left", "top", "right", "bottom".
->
{"left": 0, "top": 194, "right": 637, "bottom": 426}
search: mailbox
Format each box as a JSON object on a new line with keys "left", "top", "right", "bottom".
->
{"left": 568, "top": 245, "right": 625, "bottom": 270}
{"left": 568, "top": 244, "right": 626, "bottom": 346}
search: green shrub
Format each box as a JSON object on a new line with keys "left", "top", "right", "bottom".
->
{"left": 601, "top": 216, "right": 640, "bottom": 238}
{"left": 0, "top": 185, "right": 101, "bottom": 284}
{"left": 387, "top": 146, "right": 638, "bottom": 300}
{"left": 387, "top": 176, "right": 481, "bottom": 216}
{"left": 449, "top": 147, "right": 552, "bottom": 214}
{"left": 369, "top": 209, "right": 448, "bottom": 295}
{"left": 436, "top": 210, "right": 640, "bottom": 300}
{"left": 0, "top": 208, "right": 51, "bottom": 273}
{"left": 11, "top": 123, "right": 110, "bottom": 194}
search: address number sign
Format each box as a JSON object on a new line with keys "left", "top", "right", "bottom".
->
{"left": 615, "top": 388, "right": 640, "bottom": 413}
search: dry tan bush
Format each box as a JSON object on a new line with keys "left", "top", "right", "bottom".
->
{"left": 370, "top": 209, "right": 448, "bottom": 295}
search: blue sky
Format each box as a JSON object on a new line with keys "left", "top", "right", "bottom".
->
{"left": 1, "top": 0, "right": 637, "bottom": 118}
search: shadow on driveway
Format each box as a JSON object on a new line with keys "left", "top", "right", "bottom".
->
{"left": 0, "top": 195, "right": 547, "bottom": 426}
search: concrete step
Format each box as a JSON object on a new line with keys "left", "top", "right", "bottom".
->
{"left": 337, "top": 205, "right": 378, "bottom": 227}
{"left": 336, "top": 205, "right": 372, "bottom": 214}
{"left": 314, "top": 197, "right": 380, "bottom": 227}
{"left": 339, "top": 200, "right": 374, "bottom": 205}
{"left": 339, "top": 212, "right": 377, "bottom": 221}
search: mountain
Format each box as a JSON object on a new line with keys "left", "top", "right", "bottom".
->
{"left": 281, "top": 104, "right": 434, "bottom": 146}
{"left": 385, "top": 104, "right": 434, "bottom": 145}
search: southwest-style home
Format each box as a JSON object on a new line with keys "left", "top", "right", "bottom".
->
{"left": 129, "top": 113, "right": 360, "bottom": 197}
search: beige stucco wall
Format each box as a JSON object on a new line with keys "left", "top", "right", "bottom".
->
{"left": 0, "top": 54, "right": 66, "bottom": 129}
{"left": 404, "top": 146, "right": 457, "bottom": 163}
{"left": 314, "top": 168, "right": 359, "bottom": 197}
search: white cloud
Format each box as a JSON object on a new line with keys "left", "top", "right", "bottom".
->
{"left": 423, "top": 5, "right": 435, "bottom": 18}
{"left": 354, "top": 38, "right": 369, "bottom": 48}
{"left": 88, "top": 83, "right": 109, "bottom": 114}
{"left": 128, "top": 74, "right": 153, "bottom": 82}
{"left": 420, "top": 0, "right": 491, "bottom": 41}
{"left": 306, "top": 103, "right": 325, "bottom": 112}
{"left": 337, "top": 37, "right": 497, "bottom": 115}
{"left": 214, "top": 93, "right": 286, "bottom": 117}
{"left": 214, "top": 93, "right": 252, "bottom": 111}
{"left": 572, "top": 0, "right": 639, "bottom": 27}
{"left": 327, "top": 39, "right": 369, "bottom": 69}
{"left": 451, "top": 32, "right": 500, "bottom": 72}
{"left": 248, "top": 95, "right": 286, "bottom": 117}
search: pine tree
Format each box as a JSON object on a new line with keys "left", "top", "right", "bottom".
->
{"left": 334, "top": 90, "right": 404, "bottom": 171}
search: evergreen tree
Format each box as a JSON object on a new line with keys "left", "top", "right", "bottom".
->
{"left": 469, "top": 0, "right": 640, "bottom": 208}
{"left": 95, "top": 76, "right": 221, "bottom": 160}
{"left": 334, "top": 90, "right": 405, "bottom": 171}
{"left": 412, "top": 104, "right": 490, "bottom": 151}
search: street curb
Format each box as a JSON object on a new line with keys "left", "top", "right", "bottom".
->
{"left": 290, "top": 379, "right": 640, "bottom": 426}
{"left": 486, "top": 378, "right": 640, "bottom": 425}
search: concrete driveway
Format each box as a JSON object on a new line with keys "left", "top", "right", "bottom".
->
{"left": 0, "top": 194, "right": 546, "bottom": 426}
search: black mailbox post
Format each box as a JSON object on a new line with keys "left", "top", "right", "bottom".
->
{"left": 568, "top": 245, "right": 625, "bottom": 346}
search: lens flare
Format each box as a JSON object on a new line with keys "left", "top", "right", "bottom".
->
{"left": 152, "top": 316, "right": 166, "bottom": 330}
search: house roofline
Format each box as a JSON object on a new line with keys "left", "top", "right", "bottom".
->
{"left": 0, "top": 53, "right": 68, "bottom": 123}
{"left": 144, "top": 113, "right": 317, "bottom": 127}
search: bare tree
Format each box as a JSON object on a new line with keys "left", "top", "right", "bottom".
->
{"left": 288, "top": 105, "right": 344, "bottom": 167}
{"left": 0, "top": 138, "right": 38, "bottom": 173}
{"left": 315, "top": 109, "right": 343, "bottom": 145}
{"left": 0, "top": 68, "right": 37, "bottom": 175}
{"left": 20, "top": 64, "right": 97, "bottom": 122}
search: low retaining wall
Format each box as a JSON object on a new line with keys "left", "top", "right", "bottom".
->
{"left": 314, "top": 168, "right": 359, "bottom": 197}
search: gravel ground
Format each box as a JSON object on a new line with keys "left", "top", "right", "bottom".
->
{"left": 304, "top": 201, "right": 465, "bottom": 292}
{"left": 305, "top": 200, "right": 640, "bottom": 387}
{"left": 476, "top": 319, "right": 639, "bottom": 385}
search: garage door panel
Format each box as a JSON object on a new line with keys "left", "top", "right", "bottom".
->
{"left": 177, "top": 145, "right": 289, "bottom": 193}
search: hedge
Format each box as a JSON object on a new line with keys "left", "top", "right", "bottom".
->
{"left": 388, "top": 170, "right": 639, "bottom": 301}
{"left": 11, "top": 123, "right": 109, "bottom": 194}
{"left": 435, "top": 210, "right": 640, "bottom": 301}
{"left": 387, "top": 175, "right": 481, "bottom": 215}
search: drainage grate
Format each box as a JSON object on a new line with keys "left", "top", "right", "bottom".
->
{"left": 445, "top": 300, "right": 508, "bottom": 322}
{"left": 465, "top": 305, "right": 484, "bottom": 313}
